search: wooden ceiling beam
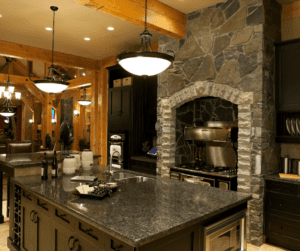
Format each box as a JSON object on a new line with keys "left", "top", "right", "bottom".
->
{"left": 24, "top": 83, "right": 46, "bottom": 105}
{"left": 0, "top": 40, "right": 98, "bottom": 70}
{"left": 66, "top": 75, "right": 93, "bottom": 90}
{"left": 75, "top": 0, "right": 186, "bottom": 39}
{"left": 21, "top": 97, "right": 34, "bottom": 112}
{"left": 0, "top": 73, "right": 39, "bottom": 85}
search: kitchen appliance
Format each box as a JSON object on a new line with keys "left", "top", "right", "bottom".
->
{"left": 108, "top": 132, "right": 127, "bottom": 169}
{"left": 204, "top": 209, "right": 247, "bottom": 251}
{"left": 181, "top": 173, "right": 215, "bottom": 187}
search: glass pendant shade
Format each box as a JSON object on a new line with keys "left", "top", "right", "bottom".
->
{"left": 8, "top": 86, "right": 15, "bottom": 93}
{"left": 0, "top": 87, "right": 5, "bottom": 92}
{"left": 15, "top": 92, "right": 21, "bottom": 99}
{"left": 118, "top": 52, "right": 173, "bottom": 76}
{"left": 78, "top": 100, "right": 91, "bottom": 106}
{"left": 3, "top": 91, "right": 9, "bottom": 98}
{"left": 33, "top": 80, "right": 69, "bottom": 93}
{"left": 0, "top": 107, "right": 15, "bottom": 117}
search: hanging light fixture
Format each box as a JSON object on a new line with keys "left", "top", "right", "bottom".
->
{"left": 31, "top": 6, "right": 70, "bottom": 93}
{"left": 0, "top": 59, "right": 21, "bottom": 117}
{"left": 78, "top": 88, "right": 91, "bottom": 106}
{"left": 116, "top": 0, "right": 174, "bottom": 76}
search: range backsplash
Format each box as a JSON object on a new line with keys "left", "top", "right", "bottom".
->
{"left": 175, "top": 97, "right": 237, "bottom": 165}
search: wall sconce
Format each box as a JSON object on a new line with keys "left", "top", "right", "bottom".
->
{"left": 51, "top": 119, "right": 57, "bottom": 125}
{"left": 29, "top": 119, "right": 34, "bottom": 124}
{"left": 74, "top": 110, "right": 80, "bottom": 117}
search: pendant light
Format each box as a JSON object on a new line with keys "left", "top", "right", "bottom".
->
{"left": 116, "top": 0, "right": 174, "bottom": 76}
{"left": 78, "top": 88, "right": 91, "bottom": 106}
{"left": 31, "top": 6, "right": 70, "bottom": 93}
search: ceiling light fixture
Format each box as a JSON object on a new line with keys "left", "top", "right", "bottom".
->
{"left": 30, "top": 6, "right": 70, "bottom": 93}
{"left": 78, "top": 88, "right": 91, "bottom": 106}
{"left": 107, "top": 27, "right": 114, "bottom": 31}
{"left": 116, "top": 0, "right": 174, "bottom": 76}
{"left": 0, "top": 58, "right": 22, "bottom": 117}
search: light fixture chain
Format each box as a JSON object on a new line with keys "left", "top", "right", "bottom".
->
{"left": 52, "top": 9, "right": 56, "bottom": 66}
{"left": 7, "top": 60, "right": 10, "bottom": 84}
{"left": 144, "top": 0, "right": 147, "bottom": 31}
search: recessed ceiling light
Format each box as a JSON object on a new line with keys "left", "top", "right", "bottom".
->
{"left": 84, "top": 37, "right": 90, "bottom": 41}
{"left": 0, "top": 15, "right": 2, "bottom": 18}
{"left": 82, "top": 73, "right": 86, "bottom": 76}
{"left": 45, "top": 27, "right": 52, "bottom": 31}
{"left": 107, "top": 27, "right": 114, "bottom": 31}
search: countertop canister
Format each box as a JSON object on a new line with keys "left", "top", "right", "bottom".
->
{"left": 63, "top": 156, "right": 76, "bottom": 175}
{"left": 82, "top": 149, "right": 93, "bottom": 162}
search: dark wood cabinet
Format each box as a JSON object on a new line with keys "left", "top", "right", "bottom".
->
{"left": 107, "top": 65, "right": 157, "bottom": 170}
{"left": 275, "top": 38, "right": 300, "bottom": 143}
{"left": 265, "top": 179, "right": 300, "bottom": 250}
{"left": 108, "top": 86, "right": 131, "bottom": 131}
{"left": 131, "top": 157, "right": 156, "bottom": 175}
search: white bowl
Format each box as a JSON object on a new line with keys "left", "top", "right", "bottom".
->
{"left": 82, "top": 161, "right": 93, "bottom": 170}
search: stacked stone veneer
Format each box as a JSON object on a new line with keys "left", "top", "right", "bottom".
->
{"left": 176, "top": 97, "right": 238, "bottom": 165}
{"left": 156, "top": 0, "right": 281, "bottom": 246}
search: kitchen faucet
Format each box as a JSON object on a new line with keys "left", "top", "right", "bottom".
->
{"left": 106, "top": 150, "right": 121, "bottom": 175}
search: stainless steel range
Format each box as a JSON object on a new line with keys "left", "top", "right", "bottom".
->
{"left": 170, "top": 121, "right": 238, "bottom": 190}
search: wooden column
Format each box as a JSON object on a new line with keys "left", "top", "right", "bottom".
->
{"left": 73, "top": 90, "right": 83, "bottom": 151}
{"left": 98, "top": 57, "right": 115, "bottom": 164}
{"left": 53, "top": 98, "right": 61, "bottom": 151}
{"left": 90, "top": 70, "right": 100, "bottom": 155}
{"left": 41, "top": 93, "right": 53, "bottom": 146}
{"left": 32, "top": 102, "right": 39, "bottom": 142}
{"left": 21, "top": 104, "right": 26, "bottom": 141}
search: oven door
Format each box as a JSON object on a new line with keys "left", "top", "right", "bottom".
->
{"left": 181, "top": 173, "right": 215, "bottom": 187}
{"left": 204, "top": 210, "right": 247, "bottom": 251}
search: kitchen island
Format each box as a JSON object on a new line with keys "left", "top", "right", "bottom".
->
{"left": 0, "top": 151, "right": 101, "bottom": 221}
{"left": 8, "top": 165, "right": 251, "bottom": 251}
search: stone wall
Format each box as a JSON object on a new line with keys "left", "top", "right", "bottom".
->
{"left": 156, "top": 0, "right": 281, "bottom": 246}
{"left": 176, "top": 97, "right": 238, "bottom": 165}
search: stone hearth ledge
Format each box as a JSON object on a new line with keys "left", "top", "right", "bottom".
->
{"left": 12, "top": 165, "right": 252, "bottom": 247}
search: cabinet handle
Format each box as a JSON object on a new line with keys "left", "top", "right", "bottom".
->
{"left": 68, "top": 236, "right": 74, "bottom": 250}
{"left": 37, "top": 200, "right": 49, "bottom": 211}
{"left": 79, "top": 222, "right": 98, "bottom": 240}
{"left": 23, "top": 193, "right": 32, "bottom": 201}
{"left": 110, "top": 239, "right": 123, "bottom": 251}
{"left": 32, "top": 212, "right": 38, "bottom": 224}
{"left": 30, "top": 210, "right": 35, "bottom": 221}
{"left": 55, "top": 210, "right": 70, "bottom": 223}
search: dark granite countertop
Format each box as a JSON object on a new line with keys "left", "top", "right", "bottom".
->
{"left": 265, "top": 173, "right": 300, "bottom": 184}
{"left": 131, "top": 156, "right": 157, "bottom": 163}
{"left": 12, "top": 165, "right": 251, "bottom": 247}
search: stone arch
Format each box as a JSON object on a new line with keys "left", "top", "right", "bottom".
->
{"left": 156, "top": 81, "right": 254, "bottom": 190}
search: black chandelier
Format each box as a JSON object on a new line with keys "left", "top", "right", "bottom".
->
{"left": 116, "top": 0, "right": 174, "bottom": 76}
{"left": 30, "top": 6, "right": 70, "bottom": 93}
{"left": 0, "top": 59, "right": 21, "bottom": 117}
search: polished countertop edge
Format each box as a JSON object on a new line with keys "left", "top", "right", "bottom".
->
{"left": 265, "top": 173, "right": 300, "bottom": 184}
{"left": 12, "top": 168, "right": 252, "bottom": 247}
{"left": 170, "top": 166, "right": 238, "bottom": 178}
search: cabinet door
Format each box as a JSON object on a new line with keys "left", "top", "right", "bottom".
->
{"left": 37, "top": 211, "right": 52, "bottom": 251}
{"left": 52, "top": 220, "right": 73, "bottom": 251}
{"left": 109, "top": 88, "right": 122, "bottom": 117}
{"left": 21, "top": 201, "right": 37, "bottom": 251}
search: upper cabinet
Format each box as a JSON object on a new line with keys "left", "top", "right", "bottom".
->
{"left": 275, "top": 38, "right": 300, "bottom": 143}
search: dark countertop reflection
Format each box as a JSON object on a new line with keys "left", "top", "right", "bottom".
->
{"left": 12, "top": 165, "right": 251, "bottom": 247}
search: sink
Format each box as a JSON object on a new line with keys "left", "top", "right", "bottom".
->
{"left": 125, "top": 176, "right": 154, "bottom": 183}
{"left": 112, "top": 172, "right": 136, "bottom": 180}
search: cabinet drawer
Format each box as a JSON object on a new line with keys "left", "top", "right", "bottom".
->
{"left": 52, "top": 206, "right": 74, "bottom": 230}
{"left": 105, "top": 233, "right": 134, "bottom": 251}
{"left": 266, "top": 180, "right": 298, "bottom": 195}
{"left": 74, "top": 218, "right": 104, "bottom": 248}
{"left": 266, "top": 192, "right": 300, "bottom": 217}
{"left": 21, "top": 189, "right": 34, "bottom": 205}
{"left": 35, "top": 197, "right": 51, "bottom": 216}
{"left": 266, "top": 214, "right": 300, "bottom": 240}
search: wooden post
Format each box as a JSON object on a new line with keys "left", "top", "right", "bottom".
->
{"left": 53, "top": 98, "right": 61, "bottom": 151}
{"left": 32, "top": 102, "right": 38, "bottom": 142}
{"left": 73, "top": 90, "right": 83, "bottom": 151}
{"left": 21, "top": 104, "right": 25, "bottom": 141}
{"left": 41, "top": 93, "right": 53, "bottom": 147}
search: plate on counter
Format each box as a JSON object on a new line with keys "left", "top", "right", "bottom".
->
{"left": 291, "top": 118, "right": 296, "bottom": 135}
{"left": 286, "top": 118, "right": 291, "bottom": 135}
{"left": 296, "top": 118, "right": 300, "bottom": 135}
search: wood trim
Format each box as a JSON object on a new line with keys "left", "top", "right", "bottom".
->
{"left": 0, "top": 40, "right": 98, "bottom": 70}
{"left": 0, "top": 73, "right": 39, "bottom": 85}
{"left": 21, "top": 97, "right": 34, "bottom": 112}
{"left": 67, "top": 75, "right": 93, "bottom": 90}
{"left": 282, "top": 1, "right": 300, "bottom": 21}
{"left": 75, "top": 0, "right": 186, "bottom": 39}
{"left": 25, "top": 83, "right": 46, "bottom": 105}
